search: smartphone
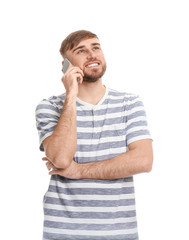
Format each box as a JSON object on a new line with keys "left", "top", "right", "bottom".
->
{"left": 62, "top": 58, "right": 70, "bottom": 73}
{"left": 62, "top": 58, "right": 80, "bottom": 82}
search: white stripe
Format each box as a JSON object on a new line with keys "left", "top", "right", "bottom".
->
{"left": 44, "top": 215, "right": 137, "bottom": 224}
{"left": 43, "top": 226, "right": 137, "bottom": 236}
{"left": 77, "top": 111, "right": 124, "bottom": 121}
{"left": 36, "top": 108, "right": 60, "bottom": 117}
{"left": 107, "top": 93, "right": 137, "bottom": 101}
{"left": 38, "top": 122, "right": 57, "bottom": 130}
{"left": 78, "top": 102, "right": 120, "bottom": 110}
{"left": 77, "top": 101, "right": 128, "bottom": 111}
{"left": 127, "top": 126, "right": 149, "bottom": 135}
{"left": 45, "top": 192, "right": 135, "bottom": 201}
{"left": 127, "top": 105, "right": 145, "bottom": 116}
{"left": 127, "top": 115, "right": 148, "bottom": 126}
{"left": 49, "top": 180, "right": 134, "bottom": 189}
{"left": 44, "top": 203, "right": 136, "bottom": 212}
{"left": 77, "top": 135, "right": 126, "bottom": 145}
{"left": 77, "top": 123, "right": 125, "bottom": 133}
{"left": 127, "top": 135, "right": 152, "bottom": 145}
{"left": 75, "top": 147, "right": 126, "bottom": 157}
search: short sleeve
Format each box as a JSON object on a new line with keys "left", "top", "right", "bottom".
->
{"left": 125, "top": 94, "right": 152, "bottom": 146}
{"left": 35, "top": 99, "right": 61, "bottom": 151}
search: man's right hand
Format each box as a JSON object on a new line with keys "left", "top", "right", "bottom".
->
{"left": 61, "top": 64, "right": 84, "bottom": 97}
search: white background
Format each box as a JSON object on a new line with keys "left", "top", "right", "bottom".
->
{"left": 0, "top": 0, "right": 189, "bottom": 239}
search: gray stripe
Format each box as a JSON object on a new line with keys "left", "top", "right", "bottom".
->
{"left": 38, "top": 121, "right": 57, "bottom": 129}
{"left": 44, "top": 220, "right": 137, "bottom": 230}
{"left": 76, "top": 106, "right": 125, "bottom": 116}
{"left": 127, "top": 110, "right": 146, "bottom": 121}
{"left": 39, "top": 126, "right": 55, "bottom": 137}
{"left": 74, "top": 152, "right": 126, "bottom": 163}
{"left": 77, "top": 129, "right": 126, "bottom": 139}
{"left": 43, "top": 232, "right": 138, "bottom": 240}
{"left": 77, "top": 116, "right": 125, "bottom": 128}
{"left": 108, "top": 91, "right": 125, "bottom": 97}
{"left": 44, "top": 208, "right": 136, "bottom": 219}
{"left": 52, "top": 175, "right": 133, "bottom": 184}
{"left": 127, "top": 130, "right": 150, "bottom": 142}
{"left": 36, "top": 103, "right": 59, "bottom": 112}
{"left": 77, "top": 140, "right": 126, "bottom": 152}
{"left": 36, "top": 113, "right": 59, "bottom": 120}
{"left": 126, "top": 100, "right": 143, "bottom": 111}
{"left": 45, "top": 197, "right": 135, "bottom": 207}
{"left": 48, "top": 186, "right": 134, "bottom": 195}
{"left": 126, "top": 120, "right": 148, "bottom": 131}
{"left": 101, "top": 98, "right": 125, "bottom": 105}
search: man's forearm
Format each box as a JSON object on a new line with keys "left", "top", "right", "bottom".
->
{"left": 79, "top": 148, "right": 152, "bottom": 180}
{"left": 45, "top": 93, "right": 77, "bottom": 169}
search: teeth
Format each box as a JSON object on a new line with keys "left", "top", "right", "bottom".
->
{"left": 87, "top": 63, "right": 98, "bottom": 67}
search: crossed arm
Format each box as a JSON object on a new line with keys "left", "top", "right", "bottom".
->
{"left": 43, "top": 138, "right": 153, "bottom": 180}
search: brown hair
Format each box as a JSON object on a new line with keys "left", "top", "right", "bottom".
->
{"left": 60, "top": 30, "right": 98, "bottom": 57}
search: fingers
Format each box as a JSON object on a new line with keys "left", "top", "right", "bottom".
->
{"left": 68, "top": 66, "right": 84, "bottom": 77}
{"left": 42, "top": 157, "right": 64, "bottom": 176}
{"left": 42, "top": 157, "right": 48, "bottom": 161}
{"left": 42, "top": 157, "right": 57, "bottom": 172}
{"left": 62, "top": 66, "right": 84, "bottom": 86}
{"left": 49, "top": 169, "right": 61, "bottom": 175}
{"left": 46, "top": 161, "right": 55, "bottom": 171}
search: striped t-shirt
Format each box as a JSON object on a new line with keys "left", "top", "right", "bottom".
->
{"left": 35, "top": 87, "right": 151, "bottom": 240}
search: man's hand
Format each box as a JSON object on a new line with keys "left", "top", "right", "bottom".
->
{"left": 42, "top": 157, "right": 81, "bottom": 179}
{"left": 61, "top": 62, "right": 84, "bottom": 97}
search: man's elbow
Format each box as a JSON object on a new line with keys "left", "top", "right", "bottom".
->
{"left": 45, "top": 146, "right": 73, "bottom": 169}
{"left": 143, "top": 154, "right": 153, "bottom": 173}
{"left": 52, "top": 155, "right": 72, "bottom": 169}
{"left": 44, "top": 137, "right": 75, "bottom": 169}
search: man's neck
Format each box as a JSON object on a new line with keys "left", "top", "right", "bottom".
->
{"left": 77, "top": 79, "right": 106, "bottom": 105}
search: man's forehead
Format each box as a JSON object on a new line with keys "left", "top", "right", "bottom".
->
{"left": 73, "top": 37, "right": 100, "bottom": 49}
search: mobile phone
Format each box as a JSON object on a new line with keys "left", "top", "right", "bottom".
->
{"left": 62, "top": 58, "right": 70, "bottom": 73}
{"left": 62, "top": 58, "right": 80, "bottom": 82}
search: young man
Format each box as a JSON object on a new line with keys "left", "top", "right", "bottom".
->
{"left": 36, "top": 30, "right": 153, "bottom": 240}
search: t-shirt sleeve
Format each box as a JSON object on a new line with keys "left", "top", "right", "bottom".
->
{"left": 35, "top": 99, "right": 60, "bottom": 151}
{"left": 125, "top": 94, "right": 152, "bottom": 146}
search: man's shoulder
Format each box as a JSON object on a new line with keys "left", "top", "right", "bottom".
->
{"left": 36, "top": 93, "right": 66, "bottom": 110}
{"left": 107, "top": 88, "right": 139, "bottom": 101}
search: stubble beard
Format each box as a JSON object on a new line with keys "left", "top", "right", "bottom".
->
{"left": 83, "top": 64, "right": 107, "bottom": 83}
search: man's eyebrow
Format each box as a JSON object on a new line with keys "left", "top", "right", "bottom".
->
{"left": 72, "top": 43, "right": 101, "bottom": 53}
{"left": 92, "top": 43, "right": 100, "bottom": 46}
{"left": 72, "top": 45, "right": 85, "bottom": 53}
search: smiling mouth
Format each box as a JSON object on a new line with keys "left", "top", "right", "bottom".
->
{"left": 85, "top": 62, "right": 100, "bottom": 68}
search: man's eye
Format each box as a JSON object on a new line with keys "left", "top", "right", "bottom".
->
{"left": 77, "top": 49, "right": 85, "bottom": 54}
{"left": 93, "top": 47, "right": 99, "bottom": 50}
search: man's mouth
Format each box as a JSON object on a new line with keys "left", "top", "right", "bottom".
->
{"left": 85, "top": 62, "right": 100, "bottom": 68}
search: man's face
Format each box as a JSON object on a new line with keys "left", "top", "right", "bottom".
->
{"left": 65, "top": 38, "right": 106, "bottom": 82}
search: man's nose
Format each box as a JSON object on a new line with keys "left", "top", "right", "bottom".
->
{"left": 86, "top": 50, "right": 95, "bottom": 59}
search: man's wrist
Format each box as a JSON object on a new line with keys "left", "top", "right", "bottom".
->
{"left": 66, "top": 92, "right": 77, "bottom": 100}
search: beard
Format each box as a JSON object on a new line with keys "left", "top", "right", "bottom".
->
{"left": 83, "top": 63, "right": 107, "bottom": 82}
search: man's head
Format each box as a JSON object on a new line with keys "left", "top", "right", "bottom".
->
{"left": 60, "top": 30, "right": 106, "bottom": 82}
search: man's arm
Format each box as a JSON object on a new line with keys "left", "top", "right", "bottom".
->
{"left": 43, "top": 66, "right": 84, "bottom": 169}
{"left": 47, "top": 139, "right": 153, "bottom": 179}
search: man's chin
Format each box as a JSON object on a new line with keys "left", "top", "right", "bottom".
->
{"left": 83, "top": 67, "right": 106, "bottom": 82}
{"left": 83, "top": 75, "right": 100, "bottom": 82}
